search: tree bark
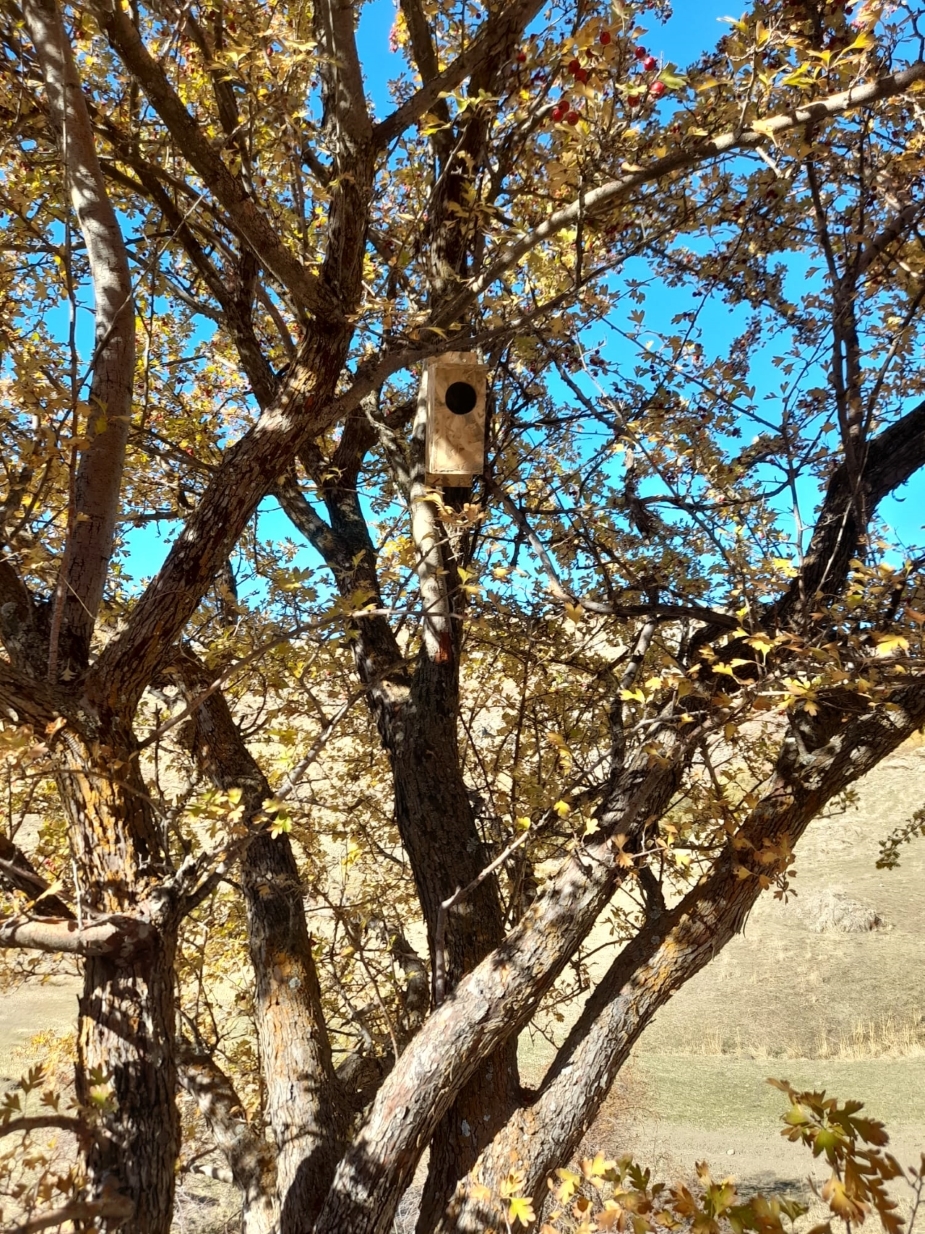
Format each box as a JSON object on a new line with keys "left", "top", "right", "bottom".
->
{"left": 174, "top": 655, "right": 346, "bottom": 1230}
{"left": 54, "top": 722, "right": 178, "bottom": 1234}
{"left": 23, "top": 0, "right": 136, "bottom": 673}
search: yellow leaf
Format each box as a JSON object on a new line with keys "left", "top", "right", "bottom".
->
{"left": 555, "top": 1167, "right": 581, "bottom": 1203}
{"left": 873, "top": 634, "right": 908, "bottom": 655}
{"left": 580, "top": 1151, "right": 615, "bottom": 1179}
{"left": 845, "top": 30, "right": 875, "bottom": 52}
{"left": 508, "top": 1195, "right": 536, "bottom": 1227}
{"left": 553, "top": 799, "right": 572, "bottom": 818}
{"left": 563, "top": 601, "right": 584, "bottom": 624}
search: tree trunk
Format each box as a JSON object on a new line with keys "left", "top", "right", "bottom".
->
{"left": 440, "top": 682, "right": 925, "bottom": 1231}
{"left": 56, "top": 724, "right": 179, "bottom": 1234}
{"left": 385, "top": 659, "right": 518, "bottom": 1231}
{"left": 277, "top": 461, "right": 523, "bottom": 1224}
{"left": 174, "top": 659, "right": 346, "bottom": 1230}
{"left": 76, "top": 944, "right": 178, "bottom": 1233}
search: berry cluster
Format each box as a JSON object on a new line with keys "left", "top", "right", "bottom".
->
{"left": 536, "top": 30, "right": 673, "bottom": 125}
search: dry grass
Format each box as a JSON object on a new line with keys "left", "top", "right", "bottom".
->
{"left": 815, "top": 1009, "right": 925, "bottom": 1060}
{"left": 666, "top": 1007, "right": 925, "bottom": 1061}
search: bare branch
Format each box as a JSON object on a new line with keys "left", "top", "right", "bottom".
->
{"left": 0, "top": 911, "right": 156, "bottom": 959}
{"left": 7, "top": 1196, "right": 133, "bottom": 1234}
{"left": 0, "top": 1114, "right": 83, "bottom": 1139}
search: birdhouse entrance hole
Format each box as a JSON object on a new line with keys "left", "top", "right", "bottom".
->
{"left": 445, "top": 381, "right": 478, "bottom": 415}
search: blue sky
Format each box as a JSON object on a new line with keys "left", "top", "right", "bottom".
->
{"left": 122, "top": 2, "right": 924, "bottom": 597}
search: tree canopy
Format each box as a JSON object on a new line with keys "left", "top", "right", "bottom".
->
{"left": 1, "top": 1, "right": 925, "bottom": 1231}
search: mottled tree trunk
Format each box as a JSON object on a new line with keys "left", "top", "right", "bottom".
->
{"left": 76, "top": 944, "right": 178, "bottom": 1233}
{"left": 56, "top": 724, "right": 179, "bottom": 1234}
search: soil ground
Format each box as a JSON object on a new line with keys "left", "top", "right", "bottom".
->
{"left": 3, "top": 742, "right": 924, "bottom": 1230}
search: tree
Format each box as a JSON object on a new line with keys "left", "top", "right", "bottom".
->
{"left": 0, "top": 0, "right": 924, "bottom": 1231}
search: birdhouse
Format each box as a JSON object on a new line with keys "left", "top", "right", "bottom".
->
{"left": 423, "top": 351, "right": 487, "bottom": 486}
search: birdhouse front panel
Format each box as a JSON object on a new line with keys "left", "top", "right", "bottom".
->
{"left": 424, "top": 352, "right": 487, "bottom": 486}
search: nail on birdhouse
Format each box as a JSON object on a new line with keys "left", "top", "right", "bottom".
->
{"left": 422, "top": 352, "right": 487, "bottom": 486}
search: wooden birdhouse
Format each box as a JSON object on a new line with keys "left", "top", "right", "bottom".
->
{"left": 423, "top": 351, "right": 487, "bottom": 486}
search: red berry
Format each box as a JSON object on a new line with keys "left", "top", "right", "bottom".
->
{"left": 634, "top": 46, "right": 647, "bottom": 60}
{"left": 566, "top": 109, "right": 580, "bottom": 124}
{"left": 517, "top": 51, "right": 527, "bottom": 62}
{"left": 626, "top": 93, "right": 640, "bottom": 106}
{"left": 574, "top": 67, "right": 589, "bottom": 83}
{"left": 568, "top": 57, "right": 581, "bottom": 74}
{"left": 600, "top": 29, "right": 612, "bottom": 45}
{"left": 643, "top": 55, "right": 657, "bottom": 71}
{"left": 650, "top": 80, "right": 667, "bottom": 98}
{"left": 552, "top": 104, "right": 567, "bottom": 121}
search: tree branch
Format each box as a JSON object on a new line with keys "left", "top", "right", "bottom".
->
{"left": 374, "top": 0, "right": 545, "bottom": 148}
{"left": 432, "top": 62, "right": 925, "bottom": 331}
{"left": 0, "top": 1114, "right": 83, "bottom": 1138}
{"left": 773, "top": 393, "right": 925, "bottom": 625}
{"left": 313, "top": 711, "right": 693, "bottom": 1233}
{"left": 7, "top": 1196, "right": 133, "bottom": 1234}
{"left": 0, "top": 832, "right": 74, "bottom": 918}
{"left": 0, "top": 911, "right": 156, "bottom": 959}
{"left": 88, "top": 0, "right": 333, "bottom": 319}
{"left": 0, "top": 658, "right": 67, "bottom": 731}
{"left": 171, "top": 650, "right": 347, "bottom": 1223}
{"left": 447, "top": 677, "right": 925, "bottom": 1227}
{"left": 489, "top": 479, "right": 740, "bottom": 629}
{"left": 178, "top": 1046, "right": 277, "bottom": 1226}
{"left": 23, "top": 0, "right": 136, "bottom": 673}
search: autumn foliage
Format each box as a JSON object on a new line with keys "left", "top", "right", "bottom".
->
{"left": 1, "top": 1, "right": 925, "bottom": 1231}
